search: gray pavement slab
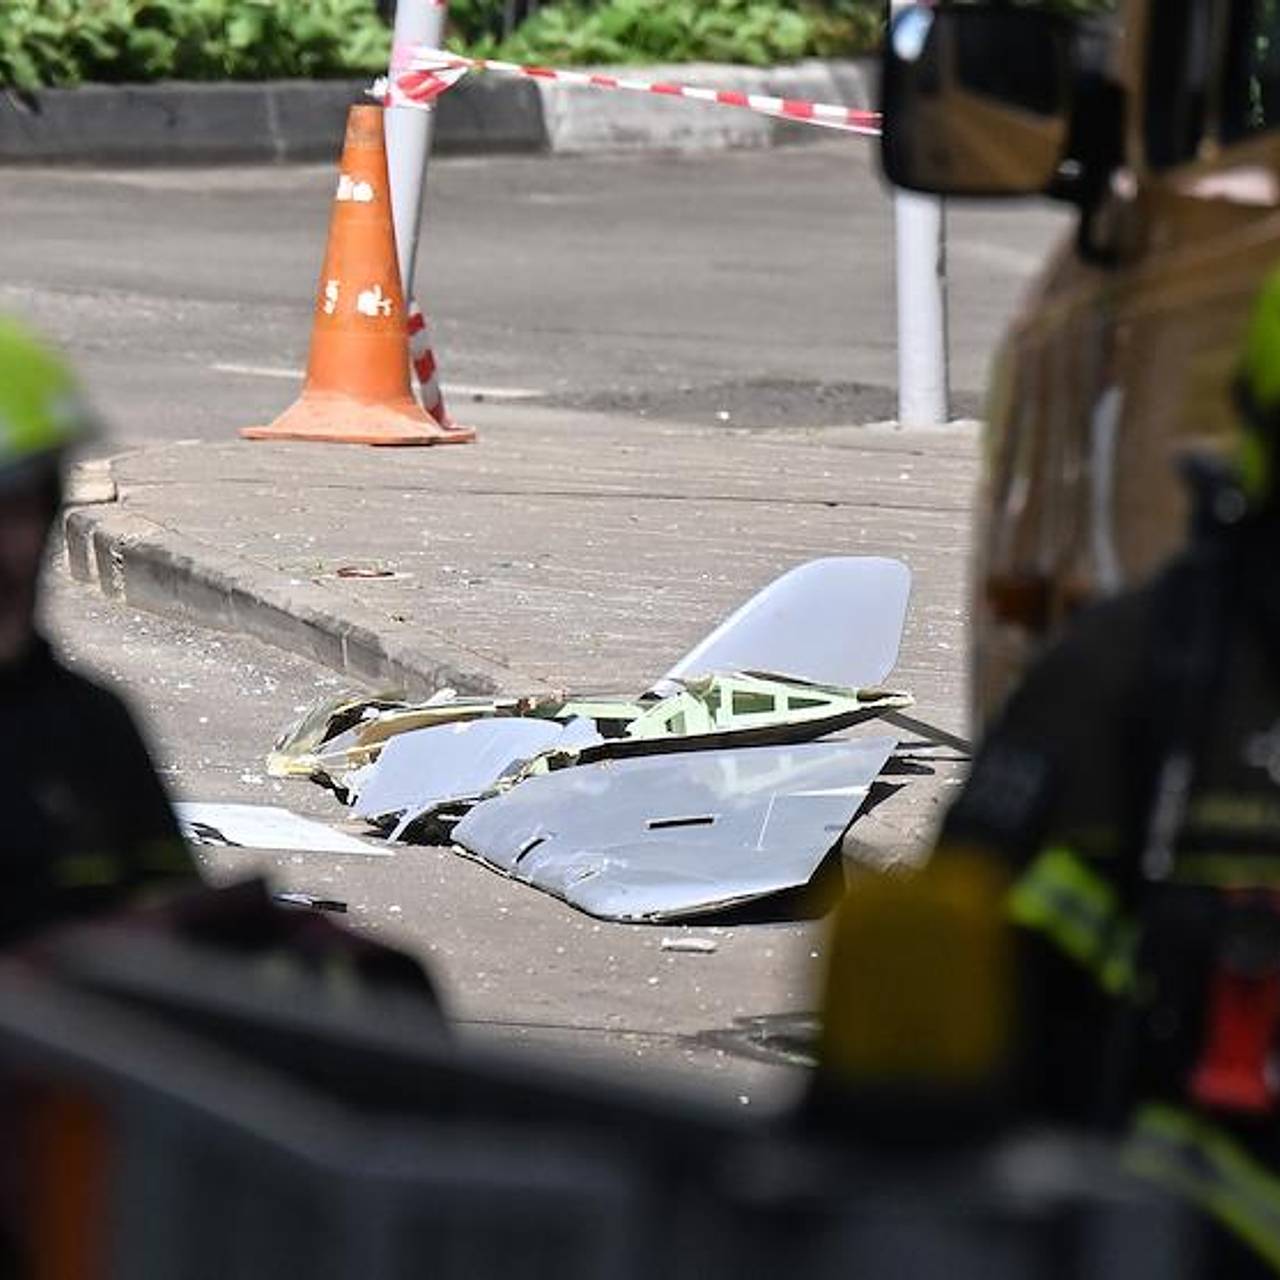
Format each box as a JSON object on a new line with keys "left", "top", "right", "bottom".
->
{"left": 72, "top": 403, "right": 977, "bottom": 737}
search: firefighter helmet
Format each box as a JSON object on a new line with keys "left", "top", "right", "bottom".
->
{"left": 0, "top": 316, "right": 96, "bottom": 493}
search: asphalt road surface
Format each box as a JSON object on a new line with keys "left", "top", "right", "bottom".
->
{"left": 0, "top": 144, "right": 1068, "bottom": 446}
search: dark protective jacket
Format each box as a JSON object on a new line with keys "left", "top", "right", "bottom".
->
{"left": 0, "top": 635, "right": 198, "bottom": 944}
{"left": 940, "top": 504, "right": 1280, "bottom": 1275}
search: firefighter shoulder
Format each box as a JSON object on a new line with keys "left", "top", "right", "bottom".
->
{"left": 813, "top": 570, "right": 1149, "bottom": 1134}
{"left": 816, "top": 271, "right": 1280, "bottom": 1276}
{"left": 0, "top": 315, "right": 200, "bottom": 945}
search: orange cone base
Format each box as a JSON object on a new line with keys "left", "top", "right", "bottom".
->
{"left": 241, "top": 391, "right": 476, "bottom": 447}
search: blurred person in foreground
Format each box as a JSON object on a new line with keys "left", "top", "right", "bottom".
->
{"left": 0, "top": 318, "right": 447, "bottom": 1279}
{"left": 0, "top": 315, "right": 198, "bottom": 939}
{"left": 921, "top": 269, "right": 1280, "bottom": 1276}
{"left": 0, "top": 315, "right": 443, "bottom": 999}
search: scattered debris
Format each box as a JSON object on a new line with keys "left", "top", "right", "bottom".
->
{"left": 260, "top": 557, "right": 954, "bottom": 920}
{"left": 274, "top": 892, "right": 348, "bottom": 913}
{"left": 334, "top": 565, "right": 401, "bottom": 580}
{"left": 64, "top": 458, "right": 118, "bottom": 507}
{"left": 267, "top": 687, "right": 525, "bottom": 791}
{"left": 268, "top": 557, "right": 918, "bottom": 797}
{"left": 175, "top": 803, "right": 390, "bottom": 856}
{"left": 661, "top": 936, "right": 719, "bottom": 955}
{"left": 269, "top": 674, "right": 910, "bottom": 799}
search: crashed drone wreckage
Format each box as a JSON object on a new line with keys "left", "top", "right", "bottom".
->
{"left": 265, "top": 558, "right": 966, "bottom": 922}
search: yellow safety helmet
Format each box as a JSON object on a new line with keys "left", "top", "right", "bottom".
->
{"left": 1235, "top": 269, "right": 1280, "bottom": 507}
{"left": 0, "top": 316, "right": 96, "bottom": 493}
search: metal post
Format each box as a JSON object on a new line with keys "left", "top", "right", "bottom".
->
{"left": 385, "top": 0, "right": 449, "bottom": 300}
{"left": 890, "top": 0, "right": 949, "bottom": 427}
{"left": 893, "top": 191, "right": 949, "bottom": 425}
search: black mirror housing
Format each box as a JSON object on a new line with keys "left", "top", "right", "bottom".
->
{"left": 882, "top": 4, "right": 1076, "bottom": 198}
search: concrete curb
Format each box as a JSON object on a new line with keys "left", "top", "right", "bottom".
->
{"left": 63, "top": 503, "right": 511, "bottom": 697}
{"left": 0, "top": 77, "right": 546, "bottom": 165}
{"left": 0, "top": 59, "right": 876, "bottom": 165}
{"left": 535, "top": 59, "right": 877, "bottom": 154}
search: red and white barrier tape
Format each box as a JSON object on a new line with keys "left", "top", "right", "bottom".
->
{"left": 407, "top": 301, "right": 454, "bottom": 429}
{"left": 384, "top": 59, "right": 469, "bottom": 107}
{"left": 377, "top": 46, "right": 881, "bottom": 137}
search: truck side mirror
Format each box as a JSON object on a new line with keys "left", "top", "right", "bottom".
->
{"left": 882, "top": 4, "right": 1075, "bottom": 198}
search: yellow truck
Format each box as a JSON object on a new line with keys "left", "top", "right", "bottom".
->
{"left": 881, "top": 0, "right": 1280, "bottom": 722}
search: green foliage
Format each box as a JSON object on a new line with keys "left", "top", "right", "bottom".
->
{"left": 0, "top": 0, "right": 892, "bottom": 88}
{"left": 0, "top": 0, "right": 392, "bottom": 89}
{"left": 446, "top": 0, "right": 510, "bottom": 46}
{"left": 465, "top": 0, "right": 883, "bottom": 66}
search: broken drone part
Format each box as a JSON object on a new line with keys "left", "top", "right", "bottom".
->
{"left": 334, "top": 564, "right": 400, "bottom": 580}
{"left": 276, "top": 672, "right": 911, "bottom": 811}
{"left": 387, "top": 718, "right": 603, "bottom": 841}
{"left": 879, "top": 709, "right": 973, "bottom": 756}
{"left": 266, "top": 689, "right": 418, "bottom": 778}
{"left": 267, "top": 692, "right": 528, "bottom": 783}
{"left": 352, "top": 716, "right": 588, "bottom": 834}
{"left": 660, "top": 936, "right": 719, "bottom": 954}
{"left": 347, "top": 676, "right": 908, "bottom": 846}
{"left": 274, "top": 892, "right": 349, "bottom": 913}
{"left": 265, "top": 556, "right": 915, "bottom": 800}
{"left": 575, "top": 674, "right": 912, "bottom": 762}
{"left": 659, "top": 556, "right": 910, "bottom": 692}
{"left": 175, "top": 803, "right": 391, "bottom": 856}
{"left": 451, "top": 738, "right": 897, "bottom": 922}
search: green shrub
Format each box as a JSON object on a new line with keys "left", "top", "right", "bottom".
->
{"left": 447, "top": 0, "right": 510, "bottom": 45}
{"left": 0, "top": 0, "right": 392, "bottom": 89}
{"left": 464, "top": 0, "right": 883, "bottom": 66}
{"left": 0, "top": 0, "right": 962, "bottom": 88}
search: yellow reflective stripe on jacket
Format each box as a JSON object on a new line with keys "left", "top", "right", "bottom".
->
{"left": 1174, "top": 853, "right": 1280, "bottom": 889}
{"left": 135, "top": 836, "right": 197, "bottom": 878}
{"left": 51, "top": 838, "right": 195, "bottom": 891}
{"left": 51, "top": 853, "right": 122, "bottom": 889}
{"left": 1126, "top": 1103, "right": 1280, "bottom": 1272}
{"left": 1006, "top": 846, "right": 1135, "bottom": 994}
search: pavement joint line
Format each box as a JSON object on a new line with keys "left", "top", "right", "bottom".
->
{"left": 446, "top": 383, "right": 547, "bottom": 402}
{"left": 211, "top": 362, "right": 547, "bottom": 402}
{"left": 120, "top": 476, "right": 970, "bottom": 514}
{"left": 211, "top": 362, "right": 298, "bottom": 380}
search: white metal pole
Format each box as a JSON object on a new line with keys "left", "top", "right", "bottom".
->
{"left": 890, "top": 1, "right": 949, "bottom": 427}
{"left": 894, "top": 191, "right": 949, "bottom": 425}
{"left": 385, "top": 0, "right": 449, "bottom": 300}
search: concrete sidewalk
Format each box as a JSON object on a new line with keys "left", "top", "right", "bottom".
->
{"left": 64, "top": 399, "right": 977, "bottom": 857}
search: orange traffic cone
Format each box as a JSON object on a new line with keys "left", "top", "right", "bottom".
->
{"left": 242, "top": 105, "right": 474, "bottom": 447}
